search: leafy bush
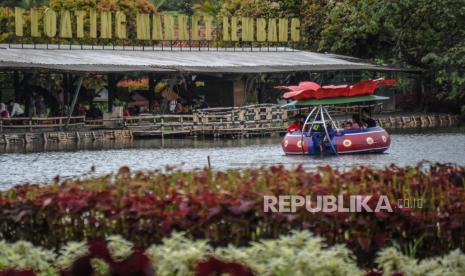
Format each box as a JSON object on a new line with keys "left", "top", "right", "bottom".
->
{"left": 375, "top": 247, "right": 465, "bottom": 276}
{"left": 0, "top": 231, "right": 464, "bottom": 276}
{"left": 0, "top": 163, "right": 464, "bottom": 268}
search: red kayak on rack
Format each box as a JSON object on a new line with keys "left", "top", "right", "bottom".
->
{"left": 275, "top": 79, "right": 396, "bottom": 100}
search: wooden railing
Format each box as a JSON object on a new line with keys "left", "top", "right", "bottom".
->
{"left": 0, "top": 105, "right": 317, "bottom": 135}
{"left": 0, "top": 105, "right": 460, "bottom": 136}
{"left": 0, "top": 116, "right": 85, "bottom": 132}
{"left": 83, "top": 104, "right": 290, "bottom": 137}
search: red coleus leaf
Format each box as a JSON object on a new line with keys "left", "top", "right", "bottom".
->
{"left": 357, "top": 236, "right": 372, "bottom": 252}
{"left": 64, "top": 199, "right": 88, "bottom": 213}
{"left": 88, "top": 240, "right": 113, "bottom": 263}
{"left": 207, "top": 206, "right": 222, "bottom": 220}
{"left": 12, "top": 209, "right": 32, "bottom": 223}
{"left": 374, "top": 232, "right": 387, "bottom": 247}
{"left": 61, "top": 241, "right": 155, "bottom": 276}
{"left": 449, "top": 215, "right": 464, "bottom": 229}
{"left": 111, "top": 250, "right": 155, "bottom": 276}
{"left": 0, "top": 270, "right": 36, "bottom": 276}
{"left": 365, "top": 270, "right": 382, "bottom": 276}
{"left": 195, "top": 256, "right": 255, "bottom": 276}
{"left": 60, "top": 256, "right": 93, "bottom": 276}
{"left": 227, "top": 200, "right": 256, "bottom": 215}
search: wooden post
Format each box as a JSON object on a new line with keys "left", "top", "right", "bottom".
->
{"left": 161, "top": 116, "right": 164, "bottom": 139}
{"left": 108, "top": 74, "right": 116, "bottom": 112}
{"left": 148, "top": 74, "right": 155, "bottom": 113}
{"left": 418, "top": 73, "right": 425, "bottom": 109}
{"left": 63, "top": 74, "right": 70, "bottom": 107}
{"left": 65, "top": 77, "right": 83, "bottom": 129}
{"left": 13, "top": 71, "right": 20, "bottom": 102}
{"left": 24, "top": 74, "right": 32, "bottom": 117}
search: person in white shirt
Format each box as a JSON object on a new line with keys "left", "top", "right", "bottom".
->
{"left": 169, "top": 100, "right": 177, "bottom": 113}
{"left": 8, "top": 101, "right": 24, "bottom": 117}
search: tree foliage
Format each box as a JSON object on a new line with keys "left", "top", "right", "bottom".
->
{"left": 0, "top": 0, "right": 464, "bottom": 112}
{"left": 0, "top": 0, "right": 48, "bottom": 8}
{"left": 216, "top": 0, "right": 465, "bottom": 113}
{"left": 319, "top": 0, "right": 465, "bottom": 112}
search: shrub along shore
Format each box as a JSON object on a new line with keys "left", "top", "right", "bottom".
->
{"left": 0, "top": 162, "right": 464, "bottom": 275}
{"left": 1, "top": 231, "right": 464, "bottom": 275}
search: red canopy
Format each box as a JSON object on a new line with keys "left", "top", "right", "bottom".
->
{"left": 277, "top": 79, "right": 396, "bottom": 100}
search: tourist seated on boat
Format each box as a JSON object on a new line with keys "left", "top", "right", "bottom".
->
{"left": 344, "top": 121, "right": 354, "bottom": 130}
{"left": 361, "top": 108, "right": 377, "bottom": 128}
{"left": 287, "top": 115, "right": 302, "bottom": 132}
{"left": 351, "top": 114, "right": 361, "bottom": 129}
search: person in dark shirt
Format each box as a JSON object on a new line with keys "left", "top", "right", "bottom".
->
{"left": 87, "top": 104, "right": 103, "bottom": 119}
{"left": 361, "top": 108, "right": 377, "bottom": 128}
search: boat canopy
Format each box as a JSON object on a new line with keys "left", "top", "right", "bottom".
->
{"left": 284, "top": 95, "right": 390, "bottom": 107}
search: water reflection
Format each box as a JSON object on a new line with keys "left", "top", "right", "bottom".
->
{"left": 0, "top": 137, "right": 280, "bottom": 154}
{"left": 0, "top": 128, "right": 464, "bottom": 189}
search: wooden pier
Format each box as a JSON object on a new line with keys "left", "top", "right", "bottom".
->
{"left": 126, "top": 105, "right": 460, "bottom": 138}
{"left": 0, "top": 129, "right": 132, "bottom": 145}
{"left": 0, "top": 104, "right": 461, "bottom": 144}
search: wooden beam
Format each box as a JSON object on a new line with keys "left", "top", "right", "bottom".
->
{"left": 148, "top": 73, "right": 155, "bottom": 112}
{"left": 108, "top": 74, "right": 116, "bottom": 112}
{"left": 13, "top": 71, "right": 20, "bottom": 102}
{"left": 23, "top": 73, "right": 32, "bottom": 116}
{"left": 65, "top": 77, "right": 83, "bottom": 129}
{"left": 63, "top": 74, "right": 70, "bottom": 107}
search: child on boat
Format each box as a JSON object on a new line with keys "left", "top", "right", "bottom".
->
{"left": 287, "top": 115, "right": 303, "bottom": 132}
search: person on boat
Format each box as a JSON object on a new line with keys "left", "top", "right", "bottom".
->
{"left": 351, "top": 114, "right": 361, "bottom": 129}
{"left": 287, "top": 115, "right": 302, "bottom": 132}
{"left": 343, "top": 121, "right": 354, "bottom": 130}
{"left": 361, "top": 108, "right": 377, "bottom": 128}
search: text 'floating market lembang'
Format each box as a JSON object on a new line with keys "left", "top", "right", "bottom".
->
{"left": 13, "top": 7, "right": 301, "bottom": 42}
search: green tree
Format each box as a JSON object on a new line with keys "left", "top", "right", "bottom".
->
{"left": 319, "top": 0, "right": 465, "bottom": 113}
{"left": 0, "top": 0, "right": 49, "bottom": 8}
{"left": 192, "top": 0, "right": 221, "bottom": 16}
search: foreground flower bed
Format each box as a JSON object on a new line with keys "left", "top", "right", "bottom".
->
{"left": 1, "top": 231, "right": 464, "bottom": 276}
{"left": 0, "top": 162, "right": 464, "bottom": 269}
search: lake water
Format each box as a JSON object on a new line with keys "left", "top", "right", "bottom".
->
{"left": 0, "top": 128, "right": 464, "bottom": 189}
